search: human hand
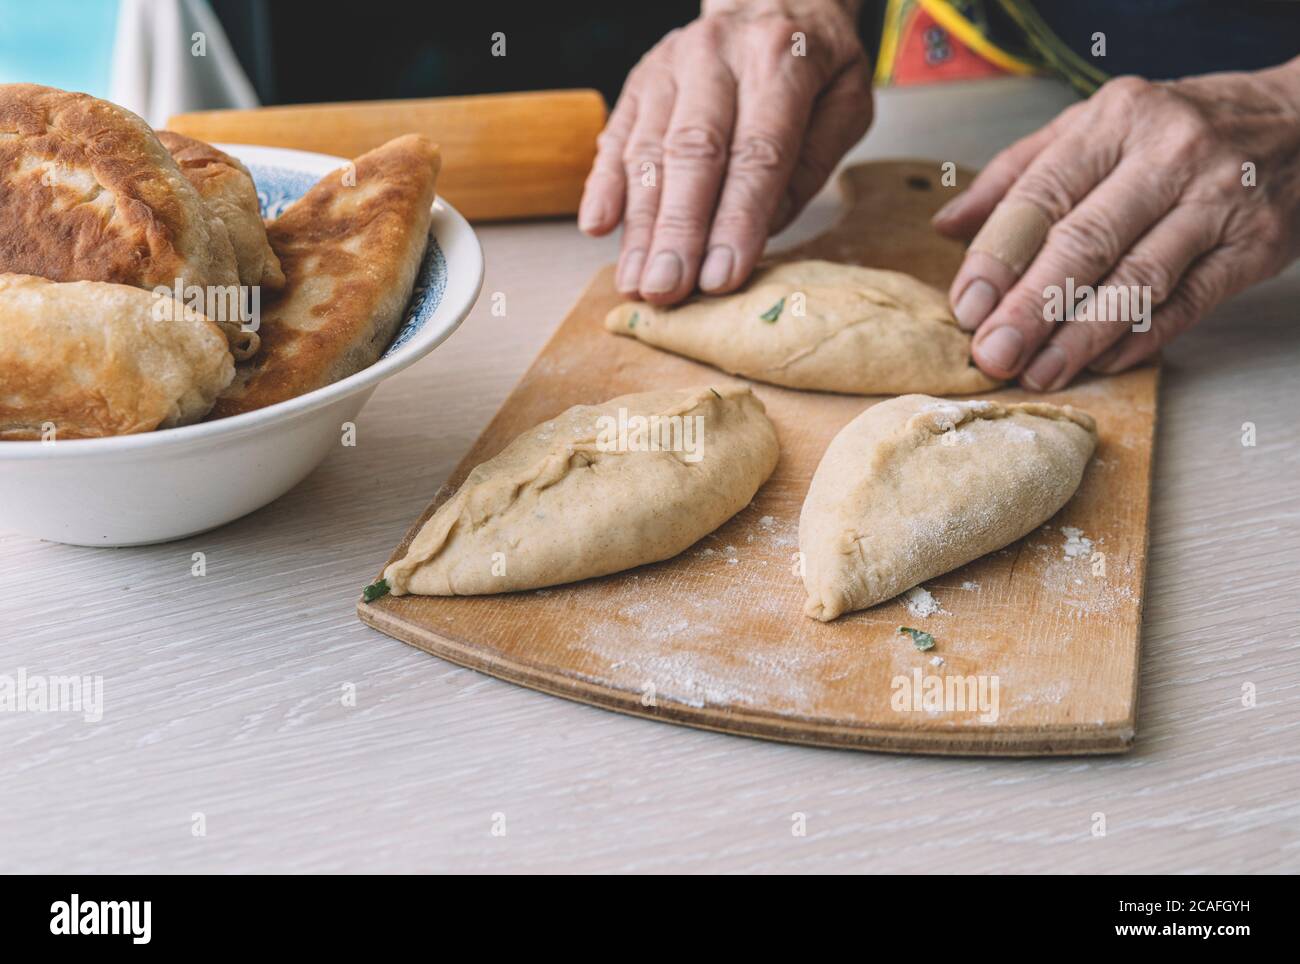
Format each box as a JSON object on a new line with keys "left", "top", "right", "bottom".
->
{"left": 933, "top": 60, "right": 1300, "bottom": 390}
{"left": 579, "top": 0, "right": 872, "bottom": 306}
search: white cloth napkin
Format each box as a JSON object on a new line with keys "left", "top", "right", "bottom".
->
{"left": 109, "top": 0, "right": 258, "bottom": 127}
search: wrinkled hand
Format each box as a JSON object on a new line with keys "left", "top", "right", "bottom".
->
{"left": 580, "top": 0, "right": 871, "bottom": 305}
{"left": 934, "top": 60, "right": 1300, "bottom": 390}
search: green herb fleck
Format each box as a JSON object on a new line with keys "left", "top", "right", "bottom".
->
{"left": 897, "top": 626, "right": 935, "bottom": 651}
{"left": 627, "top": 311, "right": 640, "bottom": 330}
{"left": 709, "top": 387, "right": 722, "bottom": 399}
{"left": 759, "top": 297, "right": 785, "bottom": 323}
{"left": 362, "top": 578, "right": 391, "bottom": 602}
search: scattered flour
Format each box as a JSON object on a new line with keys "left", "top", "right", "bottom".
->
{"left": 960, "top": 581, "right": 981, "bottom": 591}
{"left": 753, "top": 513, "right": 797, "bottom": 549}
{"left": 1031, "top": 526, "right": 1139, "bottom": 618}
{"left": 574, "top": 616, "right": 824, "bottom": 709}
{"left": 1012, "top": 680, "right": 1069, "bottom": 708}
{"left": 693, "top": 514, "right": 796, "bottom": 561}
{"left": 904, "top": 586, "right": 945, "bottom": 618}
{"left": 1061, "top": 526, "right": 1094, "bottom": 560}
{"left": 920, "top": 399, "right": 994, "bottom": 421}
{"left": 1001, "top": 423, "right": 1039, "bottom": 443}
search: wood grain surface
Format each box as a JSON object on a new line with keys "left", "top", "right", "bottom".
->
{"left": 169, "top": 89, "right": 605, "bottom": 222}
{"left": 359, "top": 159, "right": 1158, "bottom": 756}
{"left": 4, "top": 79, "right": 1295, "bottom": 873}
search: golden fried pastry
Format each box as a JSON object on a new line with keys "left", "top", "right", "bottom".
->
{"left": 0, "top": 274, "right": 234, "bottom": 439}
{"left": 0, "top": 83, "right": 239, "bottom": 292}
{"left": 158, "top": 130, "right": 285, "bottom": 291}
{"left": 211, "top": 134, "right": 440, "bottom": 418}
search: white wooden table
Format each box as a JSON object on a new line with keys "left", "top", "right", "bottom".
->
{"left": 3, "top": 78, "right": 1297, "bottom": 874}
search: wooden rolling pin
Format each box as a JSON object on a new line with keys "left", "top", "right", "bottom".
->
{"left": 168, "top": 89, "right": 606, "bottom": 223}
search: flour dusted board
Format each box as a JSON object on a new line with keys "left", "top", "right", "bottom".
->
{"left": 359, "top": 161, "right": 1158, "bottom": 755}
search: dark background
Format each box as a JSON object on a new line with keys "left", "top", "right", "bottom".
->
{"left": 214, "top": 1, "right": 703, "bottom": 107}
{"left": 212, "top": 1, "right": 884, "bottom": 107}
{"left": 210, "top": 0, "right": 1298, "bottom": 109}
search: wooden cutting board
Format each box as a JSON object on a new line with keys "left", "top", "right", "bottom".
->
{"left": 358, "top": 160, "right": 1158, "bottom": 756}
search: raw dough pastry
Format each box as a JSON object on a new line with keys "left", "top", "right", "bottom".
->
{"left": 606, "top": 259, "right": 1000, "bottom": 396}
{"left": 382, "top": 384, "right": 779, "bottom": 595}
{"left": 0, "top": 274, "right": 234, "bottom": 439}
{"left": 800, "top": 394, "right": 1097, "bottom": 620}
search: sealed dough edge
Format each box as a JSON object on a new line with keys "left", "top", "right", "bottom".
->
{"left": 383, "top": 383, "right": 779, "bottom": 596}
{"left": 800, "top": 394, "right": 1097, "bottom": 621}
{"left": 605, "top": 259, "right": 1002, "bottom": 397}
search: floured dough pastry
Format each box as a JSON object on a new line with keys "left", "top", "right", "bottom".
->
{"left": 0, "top": 274, "right": 234, "bottom": 439}
{"left": 379, "top": 384, "right": 779, "bottom": 596}
{"left": 158, "top": 130, "right": 285, "bottom": 291}
{"left": 800, "top": 394, "right": 1097, "bottom": 620}
{"left": 0, "top": 84, "right": 240, "bottom": 293}
{"left": 606, "top": 259, "right": 1000, "bottom": 396}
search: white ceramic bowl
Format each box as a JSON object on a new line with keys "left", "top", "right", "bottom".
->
{"left": 0, "top": 144, "right": 483, "bottom": 546}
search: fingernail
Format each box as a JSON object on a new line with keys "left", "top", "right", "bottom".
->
{"left": 933, "top": 191, "right": 967, "bottom": 223}
{"left": 578, "top": 198, "right": 607, "bottom": 233}
{"left": 617, "top": 249, "right": 645, "bottom": 292}
{"left": 954, "top": 279, "right": 998, "bottom": 331}
{"left": 976, "top": 326, "right": 1025, "bottom": 373}
{"left": 641, "top": 251, "right": 682, "bottom": 294}
{"left": 1021, "top": 345, "right": 1068, "bottom": 391}
{"left": 699, "top": 246, "right": 734, "bottom": 291}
